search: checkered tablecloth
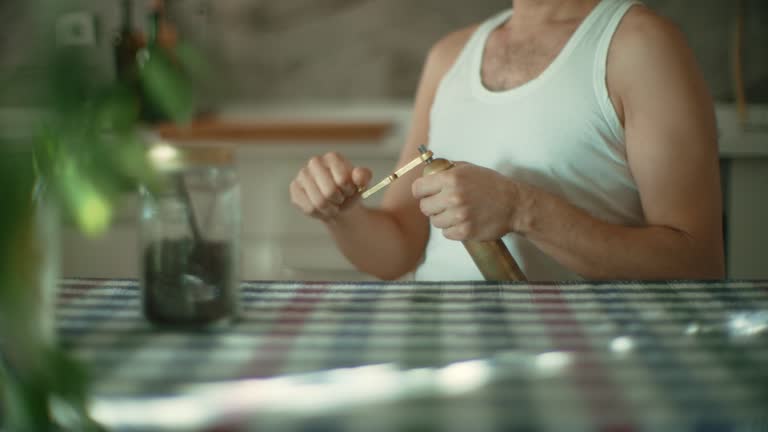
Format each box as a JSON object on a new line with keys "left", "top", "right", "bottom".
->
{"left": 56, "top": 279, "right": 768, "bottom": 432}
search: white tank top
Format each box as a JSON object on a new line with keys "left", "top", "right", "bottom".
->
{"left": 414, "top": 0, "right": 643, "bottom": 281}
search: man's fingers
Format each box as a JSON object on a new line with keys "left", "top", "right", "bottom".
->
{"left": 291, "top": 153, "right": 371, "bottom": 221}
{"left": 297, "top": 168, "right": 332, "bottom": 210}
{"left": 442, "top": 224, "right": 469, "bottom": 241}
{"left": 340, "top": 183, "right": 358, "bottom": 197}
{"left": 289, "top": 180, "right": 314, "bottom": 215}
{"left": 315, "top": 203, "right": 340, "bottom": 220}
{"left": 412, "top": 174, "right": 444, "bottom": 199}
{"left": 429, "top": 205, "right": 469, "bottom": 229}
{"left": 324, "top": 152, "right": 354, "bottom": 188}
{"left": 292, "top": 180, "right": 338, "bottom": 220}
{"left": 429, "top": 210, "right": 453, "bottom": 229}
{"left": 307, "top": 157, "right": 344, "bottom": 205}
{"left": 419, "top": 195, "right": 448, "bottom": 217}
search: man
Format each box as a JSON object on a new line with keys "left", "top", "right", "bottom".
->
{"left": 288, "top": 0, "right": 724, "bottom": 281}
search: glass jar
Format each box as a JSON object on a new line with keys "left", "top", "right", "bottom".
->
{"left": 140, "top": 143, "right": 240, "bottom": 326}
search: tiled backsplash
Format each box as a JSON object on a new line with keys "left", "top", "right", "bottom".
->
{"left": 1, "top": 0, "right": 766, "bottom": 107}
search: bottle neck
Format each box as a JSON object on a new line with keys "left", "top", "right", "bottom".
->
{"left": 147, "top": 0, "right": 166, "bottom": 45}
{"left": 121, "top": 0, "right": 133, "bottom": 31}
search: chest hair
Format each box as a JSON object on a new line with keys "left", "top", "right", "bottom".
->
{"left": 481, "top": 24, "right": 578, "bottom": 92}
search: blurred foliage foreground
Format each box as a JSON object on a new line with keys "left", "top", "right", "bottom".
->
{"left": 0, "top": 2, "right": 199, "bottom": 430}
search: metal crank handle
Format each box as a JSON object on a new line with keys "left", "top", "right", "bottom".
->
{"left": 359, "top": 149, "right": 434, "bottom": 200}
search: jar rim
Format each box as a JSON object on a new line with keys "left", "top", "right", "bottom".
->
{"left": 148, "top": 142, "right": 234, "bottom": 170}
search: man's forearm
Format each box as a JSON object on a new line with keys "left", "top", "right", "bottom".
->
{"left": 324, "top": 204, "right": 424, "bottom": 280}
{"left": 517, "top": 190, "right": 725, "bottom": 280}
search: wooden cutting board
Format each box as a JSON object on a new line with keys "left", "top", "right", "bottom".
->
{"left": 155, "top": 118, "right": 393, "bottom": 143}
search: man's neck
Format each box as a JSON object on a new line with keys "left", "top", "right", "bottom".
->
{"left": 509, "top": 0, "right": 598, "bottom": 28}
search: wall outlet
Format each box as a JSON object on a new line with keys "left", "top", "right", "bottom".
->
{"left": 56, "top": 11, "right": 96, "bottom": 46}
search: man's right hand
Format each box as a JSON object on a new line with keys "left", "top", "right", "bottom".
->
{"left": 289, "top": 152, "right": 372, "bottom": 222}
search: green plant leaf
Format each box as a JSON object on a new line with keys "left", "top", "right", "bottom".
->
{"left": 96, "top": 84, "right": 140, "bottom": 132}
{"left": 58, "top": 156, "right": 113, "bottom": 236}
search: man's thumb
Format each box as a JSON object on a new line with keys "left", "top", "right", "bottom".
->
{"left": 352, "top": 167, "right": 372, "bottom": 188}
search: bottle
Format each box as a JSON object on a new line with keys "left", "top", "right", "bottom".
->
{"left": 137, "top": 0, "right": 191, "bottom": 124}
{"left": 137, "top": 0, "right": 165, "bottom": 123}
{"left": 113, "top": 0, "right": 144, "bottom": 114}
{"left": 113, "top": 0, "right": 143, "bottom": 86}
{"left": 145, "top": 0, "right": 178, "bottom": 46}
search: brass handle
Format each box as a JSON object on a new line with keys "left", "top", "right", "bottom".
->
{"left": 423, "top": 156, "right": 527, "bottom": 282}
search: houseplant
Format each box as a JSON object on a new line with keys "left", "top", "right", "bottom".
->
{"left": 0, "top": 1, "right": 199, "bottom": 429}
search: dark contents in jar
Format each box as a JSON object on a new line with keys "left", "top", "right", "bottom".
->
{"left": 143, "top": 238, "right": 235, "bottom": 325}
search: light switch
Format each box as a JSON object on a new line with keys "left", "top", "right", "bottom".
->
{"left": 56, "top": 11, "right": 96, "bottom": 46}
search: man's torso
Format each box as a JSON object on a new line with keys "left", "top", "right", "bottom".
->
{"left": 416, "top": 1, "right": 646, "bottom": 281}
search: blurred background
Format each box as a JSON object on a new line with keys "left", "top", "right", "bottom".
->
{"left": 2, "top": 0, "right": 766, "bottom": 105}
{"left": 1, "top": 0, "right": 767, "bottom": 281}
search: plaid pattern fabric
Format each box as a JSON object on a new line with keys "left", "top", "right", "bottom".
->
{"left": 56, "top": 279, "right": 768, "bottom": 432}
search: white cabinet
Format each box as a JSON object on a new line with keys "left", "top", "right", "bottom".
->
{"left": 716, "top": 104, "right": 768, "bottom": 279}
{"left": 722, "top": 158, "right": 768, "bottom": 279}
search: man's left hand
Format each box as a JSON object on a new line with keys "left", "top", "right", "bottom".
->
{"left": 411, "top": 162, "right": 530, "bottom": 241}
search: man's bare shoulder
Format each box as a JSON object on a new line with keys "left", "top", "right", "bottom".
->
{"left": 425, "top": 25, "right": 480, "bottom": 75}
{"left": 609, "top": 5, "right": 706, "bottom": 107}
{"left": 611, "top": 6, "right": 696, "bottom": 78}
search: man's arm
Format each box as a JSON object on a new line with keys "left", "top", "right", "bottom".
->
{"left": 292, "top": 27, "right": 476, "bottom": 280}
{"left": 515, "top": 7, "right": 724, "bottom": 279}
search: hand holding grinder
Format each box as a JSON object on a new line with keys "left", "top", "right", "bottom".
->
{"left": 362, "top": 145, "right": 527, "bottom": 282}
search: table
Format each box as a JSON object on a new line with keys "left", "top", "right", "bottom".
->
{"left": 56, "top": 279, "right": 768, "bottom": 431}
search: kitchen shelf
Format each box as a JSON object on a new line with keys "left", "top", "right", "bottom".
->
{"left": 154, "top": 118, "right": 394, "bottom": 143}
